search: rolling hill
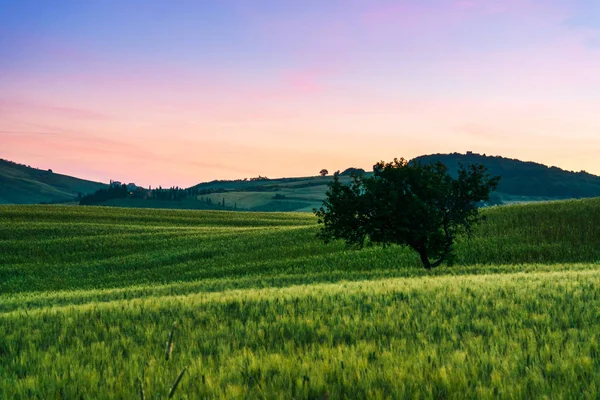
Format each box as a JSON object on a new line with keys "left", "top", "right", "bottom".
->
{"left": 0, "top": 159, "right": 106, "bottom": 204}
{"left": 4, "top": 153, "right": 600, "bottom": 209}
{"left": 188, "top": 153, "right": 600, "bottom": 211}
{"left": 414, "top": 152, "right": 600, "bottom": 202}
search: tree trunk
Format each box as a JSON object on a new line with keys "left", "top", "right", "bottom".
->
{"left": 417, "top": 248, "right": 432, "bottom": 270}
{"left": 415, "top": 237, "right": 452, "bottom": 270}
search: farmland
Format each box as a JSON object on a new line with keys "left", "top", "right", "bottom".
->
{"left": 1, "top": 200, "right": 600, "bottom": 398}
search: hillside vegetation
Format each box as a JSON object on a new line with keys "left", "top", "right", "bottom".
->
{"left": 1, "top": 200, "right": 600, "bottom": 398}
{"left": 4, "top": 153, "right": 600, "bottom": 210}
{"left": 0, "top": 159, "right": 106, "bottom": 204}
{"left": 190, "top": 154, "right": 600, "bottom": 211}
{"left": 415, "top": 153, "right": 600, "bottom": 201}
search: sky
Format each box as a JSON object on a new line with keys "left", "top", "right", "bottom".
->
{"left": 1, "top": 0, "right": 600, "bottom": 187}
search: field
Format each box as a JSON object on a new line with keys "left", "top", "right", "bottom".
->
{"left": 1, "top": 200, "right": 600, "bottom": 398}
{"left": 193, "top": 175, "right": 350, "bottom": 212}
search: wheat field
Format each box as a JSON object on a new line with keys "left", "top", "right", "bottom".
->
{"left": 1, "top": 200, "right": 599, "bottom": 398}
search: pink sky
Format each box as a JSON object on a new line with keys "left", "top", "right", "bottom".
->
{"left": 1, "top": 0, "right": 600, "bottom": 187}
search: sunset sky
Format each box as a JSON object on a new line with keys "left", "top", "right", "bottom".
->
{"left": 1, "top": 0, "right": 600, "bottom": 187}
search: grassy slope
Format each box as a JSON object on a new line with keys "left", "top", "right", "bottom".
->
{"left": 1, "top": 200, "right": 600, "bottom": 398}
{"left": 415, "top": 152, "right": 600, "bottom": 199}
{"left": 195, "top": 175, "right": 355, "bottom": 212}
{"left": 188, "top": 154, "right": 600, "bottom": 211}
{"left": 0, "top": 159, "right": 106, "bottom": 204}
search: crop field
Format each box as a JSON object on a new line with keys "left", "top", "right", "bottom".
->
{"left": 1, "top": 200, "right": 600, "bottom": 398}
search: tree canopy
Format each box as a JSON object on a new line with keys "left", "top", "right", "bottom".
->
{"left": 314, "top": 158, "right": 500, "bottom": 269}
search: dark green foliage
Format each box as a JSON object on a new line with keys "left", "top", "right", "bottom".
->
{"left": 340, "top": 167, "right": 366, "bottom": 176}
{"left": 150, "top": 186, "right": 198, "bottom": 201}
{"left": 81, "top": 183, "right": 202, "bottom": 205}
{"left": 80, "top": 183, "right": 129, "bottom": 205}
{"left": 315, "top": 158, "right": 500, "bottom": 269}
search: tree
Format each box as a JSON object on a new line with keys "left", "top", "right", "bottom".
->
{"left": 340, "top": 167, "right": 365, "bottom": 176}
{"left": 319, "top": 169, "right": 329, "bottom": 176}
{"left": 314, "top": 158, "right": 500, "bottom": 269}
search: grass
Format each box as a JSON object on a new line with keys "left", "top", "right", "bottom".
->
{"left": 1, "top": 199, "right": 600, "bottom": 398}
{"left": 195, "top": 176, "right": 351, "bottom": 212}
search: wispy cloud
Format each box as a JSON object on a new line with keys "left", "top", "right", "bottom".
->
{"left": 0, "top": 99, "right": 113, "bottom": 120}
{"left": 0, "top": 130, "right": 58, "bottom": 135}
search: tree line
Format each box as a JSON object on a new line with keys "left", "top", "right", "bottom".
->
{"left": 79, "top": 183, "right": 207, "bottom": 205}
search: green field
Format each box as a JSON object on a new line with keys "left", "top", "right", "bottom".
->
{"left": 1, "top": 200, "right": 600, "bottom": 398}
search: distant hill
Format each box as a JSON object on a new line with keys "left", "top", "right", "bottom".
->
{"left": 0, "top": 159, "right": 106, "bottom": 204}
{"left": 413, "top": 153, "right": 600, "bottom": 203}
{"left": 186, "top": 153, "right": 600, "bottom": 211}
{"left": 5, "top": 152, "right": 600, "bottom": 209}
{"left": 188, "top": 175, "right": 346, "bottom": 212}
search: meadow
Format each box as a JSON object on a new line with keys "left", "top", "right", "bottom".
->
{"left": 1, "top": 200, "right": 600, "bottom": 398}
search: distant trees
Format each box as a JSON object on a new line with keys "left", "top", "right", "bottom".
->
{"left": 80, "top": 183, "right": 202, "bottom": 205}
{"left": 315, "top": 158, "right": 500, "bottom": 269}
{"left": 149, "top": 186, "right": 197, "bottom": 201}
{"left": 340, "top": 167, "right": 366, "bottom": 176}
{"left": 80, "top": 183, "right": 128, "bottom": 205}
{"left": 249, "top": 176, "right": 269, "bottom": 182}
{"left": 319, "top": 169, "right": 329, "bottom": 176}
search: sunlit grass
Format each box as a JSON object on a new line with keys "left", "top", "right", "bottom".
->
{"left": 1, "top": 200, "right": 600, "bottom": 398}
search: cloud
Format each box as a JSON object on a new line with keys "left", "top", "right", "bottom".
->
{"left": 0, "top": 130, "right": 58, "bottom": 135}
{"left": 0, "top": 99, "right": 113, "bottom": 120}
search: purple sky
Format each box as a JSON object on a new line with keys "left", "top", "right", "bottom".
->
{"left": 1, "top": 0, "right": 600, "bottom": 186}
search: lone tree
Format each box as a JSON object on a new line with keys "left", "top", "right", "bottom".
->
{"left": 314, "top": 158, "right": 500, "bottom": 269}
{"left": 319, "top": 169, "right": 329, "bottom": 176}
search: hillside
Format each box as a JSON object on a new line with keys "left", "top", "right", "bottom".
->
{"left": 189, "top": 175, "right": 351, "bottom": 212}
{"left": 414, "top": 153, "right": 600, "bottom": 202}
{"left": 0, "top": 159, "right": 106, "bottom": 204}
{"left": 2, "top": 200, "right": 600, "bottom": 397}
{"left": 6, "top": 153, "right": 600, "bottom": 209}
{"left": 188, "top": 153, "right": 600, "bottom": 211}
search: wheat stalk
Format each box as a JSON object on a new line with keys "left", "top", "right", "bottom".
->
{"left": 167, "top": 367, "right": 187, "bottom": 399}
{"left": 137, "top": 377, "right": 145, "bottom": 400}
{"left": 165, "top": 322, "right": 177, "bottom": 361}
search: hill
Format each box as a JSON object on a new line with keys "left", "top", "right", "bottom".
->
{"left": 0, "top": 159, "right": 106, "bottom": 204}
{"left": 189, "top": 175, "right": 348, "bottom": 212}
{"left": 6, "top": 152, "right": 600, "bottom": 209}
{"left": 414, "top": 152, "right": 600, "bottom": 203}
{"left": 188, "top": 153, "right": 600, "bottom": 211}
{"left": 1, "top": 200, "right": 600, "bottom": 397}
